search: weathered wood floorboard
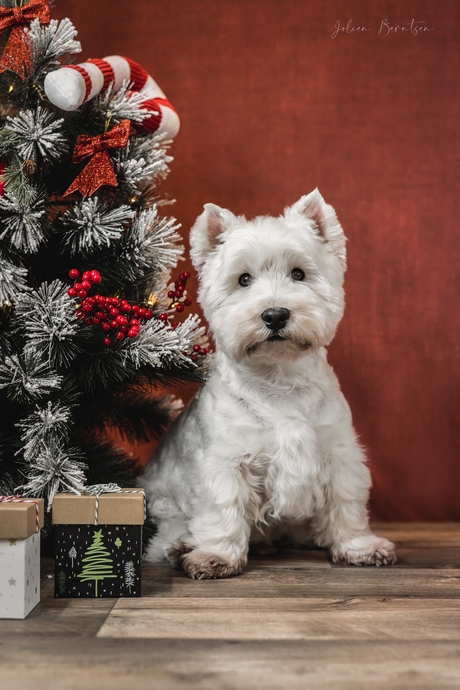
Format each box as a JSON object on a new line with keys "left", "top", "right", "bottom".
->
{"left": 1, "top": 524, "right": 459, "bottom": 689}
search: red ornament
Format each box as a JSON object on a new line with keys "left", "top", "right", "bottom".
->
{"left": 0, "top": 0, "right": 51, "bottom": 78}
{"left": 63, "top": 120, "right": 131, "bottom": 197}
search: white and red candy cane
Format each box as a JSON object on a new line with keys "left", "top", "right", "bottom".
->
{"left": 44, "top": 55, "right": 180, "bottom": 139}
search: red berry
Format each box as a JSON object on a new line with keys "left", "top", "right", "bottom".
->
{"left": 121, "top": 326, "right": 128, "bottom": 333}
{"left": 171, "top": 322, "right": 178, "bottom": 329}
{"left": 92, "top": 318, "right": 100, "bottom": 325}
{"left": 184, "top": 299, "right": 192, "bottom": 307}
{"left": 183, "top": 271, "right": 190, "bottom": 280}
{"left": 138, "top": 308, "right": 146, "bottom": 317}
{"left": 110, "top": 308, "right": 119, "bottom": 317}
{"left": 91, "top": 271, "right": 101, "bottom": 284}
{"left": 200, "top": 348, "right": 208, "bottom": 356}
{"left": 111, "top": 320, "right": 118, "bottom": 329}
{"left": 81, "top": 280, "right": 91, "bottom": 291}
{"left": 82, "top": 272, "right": 91, "bottom": 282}
{"left": 130, "top": 319, "right": 139, "bottom": 326}
{"left": 158, "top": 313, "right": 168, "bottom": 321}
{"left": 132, "top": 305, "right": 139, "bottom": 313}
{"left": 181, "top": 351, "right": 188, "bottom": 356}
{"left": 84, "top": 318, "right": 92, "bottom": 325}
{"left": 102, "top": 322, "right": 111, "bottom": 331}
{"left": 128, "top": 328, "right": 138, "bottom": 338}
{"left": 193, "top": 344, "right": 201, "bottom": 352}
{"left": 103, "top": 337, "right": 111, "bottom": 346}
{"left": 74, "top": 283, "right": 82, "bottom": 292}
{"left": 176, "top": 304, "right": 185, "bottom": 313}
{"left": 69, "top": 269, "right": 79, "bottom": 279}
{"left": 67, "top": 288, "right": 77, "bottom": 298}
{"left": 116, "top": 330, "right": 124, "bottom": 340}
{"left": 95, "top": 312, "right": 105, "bottom": 320}
{"left": 77, "top": 290, "right": 87, "bottom": 299}
{"left": 175, "top": 290, "right": 183, "bottom": 298}
{"left": 168, "top": 291, "right": 175, "bottom": 299}
{"left": 116, "top": 315, "right": 128, "bottom": 326}
{"left": 179, "top": 273, "right": 185, "bottom": 281}
{"left": 82, "top": 303, "right": 92, "bottom": 312}
{"left": 145, "top": 309, "right": 152, "bottom": 319}
{"left": 191, "top": 355, "right": 198, "bottom": 362}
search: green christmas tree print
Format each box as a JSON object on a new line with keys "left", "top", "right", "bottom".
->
{"left": 77, "top": 529, "right": 117, "bottom": 597}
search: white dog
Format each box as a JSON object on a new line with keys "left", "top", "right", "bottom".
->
{"left": 142, "top": 189, "right": 396, "bottom": 578}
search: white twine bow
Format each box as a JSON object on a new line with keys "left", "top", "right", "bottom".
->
{"left": 83, "top": 483, "right": 146, "bottom": 525}
{"left": 0, "top": 495, "right": 40, "bottom": 533}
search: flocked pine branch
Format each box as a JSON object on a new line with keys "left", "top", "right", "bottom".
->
{"left": 60, "top": 198, "right": 135, "bottom": 255}
{"left": 0, "top": 256, "right": 28, "bottom": 304}
{"left": 25, "top": 17, "right": 81, "bottom": 75}
{"left": 0, "top": 352, "right": 63, "bottom": 403}
{"left": 16, "top": 438, "right": 87, "bottom": 510}
{"left": 16, "top": 400, "right": 72, "bottom": 463}
{"left": 124, "top": 206, "right": 183, "bottom": 274}
{"left": 95, "top": 81, "right": 152, "bottom": 124}
{"left": 16, "top": 279, "right": 84, "bottom": 367}
{"left": 0, "top": 191, "right": 46, "bottom": 252}
{"left": 5, "top": 107, "right": 68, "bottom": 163}
{"left": 124, "top": 314, "right": 204, "bottom": 369}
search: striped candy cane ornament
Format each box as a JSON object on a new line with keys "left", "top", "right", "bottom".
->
{"left": 44, "top": 55, "right": 180, "bottom": 140}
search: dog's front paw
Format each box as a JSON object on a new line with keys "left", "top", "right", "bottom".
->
{"left": 331, "top": 534, "right": 397, "bottom": 566}
{"left": 181, "top": 550, "right": 245, "bottom": 580}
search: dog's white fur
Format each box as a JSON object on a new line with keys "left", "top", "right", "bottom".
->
{"left": 142, "top": 189, "right": 396, "bottom": 578}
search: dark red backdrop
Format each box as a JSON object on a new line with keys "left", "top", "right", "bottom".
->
{"left": 55, "top": 0, "right": 460, "bottom": 520}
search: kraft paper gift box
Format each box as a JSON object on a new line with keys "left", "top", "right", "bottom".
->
{"left": 0, "top": 497, "right": 45, "bottom": 619}
{"left": 52, "top": 488, "right": 144, "bottom": 598}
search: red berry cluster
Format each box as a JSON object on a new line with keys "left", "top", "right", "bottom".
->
{"left": 67, "top": 269, "right": 152, "bottom": 346}
{"left": 167, "top": 271, "right": 192, "bottom": 314}
{"left": 67, "top": 268, "right": 208, "bottom": 360}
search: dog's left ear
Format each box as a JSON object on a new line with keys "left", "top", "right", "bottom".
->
{"left": 190, "top": 203, "right": 235, "bottom": 270}
{"left": 286, "top": 189, "right": 346, "bottom": 266}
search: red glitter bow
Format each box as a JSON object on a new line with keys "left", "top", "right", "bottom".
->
{"left": 0, "top": 0, "right": 51, "bottom": 78}
{"left": 64, "top": 120, "right": 131, "bottom": 198}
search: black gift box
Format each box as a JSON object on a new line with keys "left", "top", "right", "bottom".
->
{"left": 54, "top": 524, "right": 142, "bottom": 598}
{"left": 52, "top": 489, "right": 145, "bottom": 598}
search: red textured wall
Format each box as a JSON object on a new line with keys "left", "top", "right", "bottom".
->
{"left": 55, "top": 0, "right": 460, "bottom": 520}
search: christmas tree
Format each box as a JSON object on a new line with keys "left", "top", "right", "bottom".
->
{"left": 77, "top": 529, "right": 116, "bottom": 597}
{"left": 0, "top": 2, "right": 206, "bottom": 536}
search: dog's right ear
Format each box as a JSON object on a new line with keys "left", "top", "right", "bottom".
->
{"left": 190, "top": 203, "right": 232, "bottom": 270}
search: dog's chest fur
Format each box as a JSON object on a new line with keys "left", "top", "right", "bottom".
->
{"left": 199, "top": 349, "right": 344, "bottom": 520}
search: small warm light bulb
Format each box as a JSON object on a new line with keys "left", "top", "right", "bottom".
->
{"left": 8, "top": 85, "right": 13, "bottom": 93}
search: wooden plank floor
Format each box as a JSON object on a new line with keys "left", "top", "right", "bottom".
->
{"left": 1, "top": 524, "right": 459, "bottom": 689}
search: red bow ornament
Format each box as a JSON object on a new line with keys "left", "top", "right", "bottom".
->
{"left": 64, "top": 119, "right": 131, "bottom": 198}
{"left": 0, "top": 0, "right": 51, "bottom": 78}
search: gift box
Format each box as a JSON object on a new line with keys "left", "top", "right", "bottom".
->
{"left": 52, "top": 487, "right": 144, "bottom": 598}
{"left": 0, "top": 497, "right": 44, "bottom": 619}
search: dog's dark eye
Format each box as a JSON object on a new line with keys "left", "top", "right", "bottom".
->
{"left": 291, "top": 268, "right": 305, "bottom": 281}
{"left": 238, "top": 273, "right": 252, "bottom": 287}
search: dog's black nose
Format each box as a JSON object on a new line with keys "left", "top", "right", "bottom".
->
{"left": 261, "top": 308, "right": 290, "bottom": 331}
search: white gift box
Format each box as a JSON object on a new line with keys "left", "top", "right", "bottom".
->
{"left": 0, "top": 532, "right": 41, "bottom": 619}
{"left": 0, "top": 497, "right": 44, "bottom": 620}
